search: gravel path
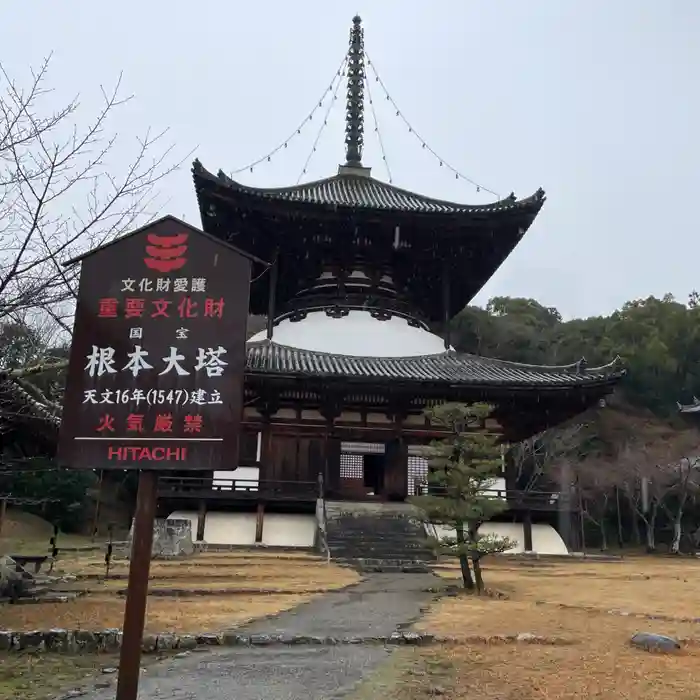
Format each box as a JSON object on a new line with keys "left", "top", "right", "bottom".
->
{"left": 82, "top": 573, "right": 438, "bottom": 700}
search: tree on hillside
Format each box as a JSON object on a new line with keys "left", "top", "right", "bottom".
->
{"left": 0, "top": 459, "right": 96, "bottom": 532}
{"left": 410, "top": 403, "right": 516, "bottom": 593}
{"left": 451, "top": 293, "right": 700, "bottom": 418}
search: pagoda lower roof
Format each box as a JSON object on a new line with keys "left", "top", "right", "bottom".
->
{"left": 245, "top": 340, "right": 624, "bottom": 391}
{"left": 193, "top": 160, "right": 545, "bottom": 217}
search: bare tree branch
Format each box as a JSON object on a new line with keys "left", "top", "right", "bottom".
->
{"left": 0, "top": 56, "right": 189, "bottom": 340}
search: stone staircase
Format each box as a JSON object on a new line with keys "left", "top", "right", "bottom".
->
{"left": 324, "top": 501, "right": 435, "bottom": 573}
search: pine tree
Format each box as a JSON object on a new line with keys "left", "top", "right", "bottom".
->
{"left": 410, "top": 402, "right": 516, "bottom": 593}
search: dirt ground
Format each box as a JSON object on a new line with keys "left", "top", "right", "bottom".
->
{"left": 0, "top": 545, "right": 360, "bottom": 700}
{"left": 1, "top": 551, "right": 359, "bottom": 633}
{"left": 380, "top": 557, "right": 700, "bottom": 699}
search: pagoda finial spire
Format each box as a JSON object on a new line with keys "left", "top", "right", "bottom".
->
{"left": 344, "top": 15, "right": 365, "bottom": 167}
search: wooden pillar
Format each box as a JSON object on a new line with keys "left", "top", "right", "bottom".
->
{"left": 265, "top": 250, "right": 279, "bottom": 340}
{"left": 196, "top": 500, "right": 207, "bottom": 541}
{"left": 325, "top": 432, "right": 341, "bottom": 497}
{"left": 523, "top": 510, "right": 534, "bottom": 552}
{"left": 259, "top": 420, "right": 272, "bottom": 484}
{"left": 321, "top": 392, "right": 343, "bottom": 498}
{"left": 255, "top": 502, "right": 265, "bottom": 543}
{"left": 442, "top": 258, "right": 451, "bottom": 350}
{"left": 258, "top": 392, "right": 279, "bottom": 485}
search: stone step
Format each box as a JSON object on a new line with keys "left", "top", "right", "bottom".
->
{"left": 327, "top": 527, "right": 426, "bottom": 535}
{"left": 326, "top": 523, "right": 425, "bottom": 537}
{"left": 324, "top": 502, "right": 434, "bottom": 565}
{"left": 325, "top": 501, "right": 422, "bottom": 515}
{"left": 326, "top": 513, "right": 423, "bottom": 523}
{"left": 329, "top": 544, "right": 434, "bottom": 555}
{"left": 335, "top": 558, "right": 432, "bottom": 573}
{"left": 327, "top": 536, "right": 429, "bottom": 546}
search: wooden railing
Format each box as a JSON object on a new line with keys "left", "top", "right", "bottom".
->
{"left": 414, "top": 483, "right": 563, "bottom": 511}
{"left": 158, "top": 476, "right": 318, "bottom": 501}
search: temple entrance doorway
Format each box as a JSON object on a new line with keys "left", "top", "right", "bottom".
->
{"left": 339, "top": 442, "right": 386, "bottom": 499}
{"left": 363, "top": 453, "right": 385, "bottom": 494}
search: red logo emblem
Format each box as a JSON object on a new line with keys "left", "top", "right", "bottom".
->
{"left": 144, "top": 232, "right": 189, "bottom": 273}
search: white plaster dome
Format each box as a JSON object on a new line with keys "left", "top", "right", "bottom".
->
{"left": 248, "top": 310, "right": 451, "bottom": 357}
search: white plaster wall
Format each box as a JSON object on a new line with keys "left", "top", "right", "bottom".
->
{"left": 261, "top": 514, "right": 316, "bottom": 548}
{"left": 168, "top": 510, "right": 317, "bottom": 548}
{"left": 482, "top": 477, "right": 507, "bottom": 502}
{"left": 213, "top": 467, "right": 259, "bottom": 490}
{"left": 428, "top": 522, "right": 568, "bottom": 556}
{"left": 249, "top": 310, "right": 452, "bottom": 357}
{"left": 202, "top": 511, "right": 257, "bottom": 546}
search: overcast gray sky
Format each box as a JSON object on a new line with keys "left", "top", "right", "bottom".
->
{"left": 2, "top": 1, "right": 697, "bottom": 320}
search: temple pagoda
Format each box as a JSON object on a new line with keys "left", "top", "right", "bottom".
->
{"left": 166, "top": 17, "right": 623, "bottom": 551}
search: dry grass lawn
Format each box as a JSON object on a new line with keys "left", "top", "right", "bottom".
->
{"left": 396, "top": 557, "right": 700, "bottom": 699}
{"left": 2, "top": 551, "right": 359, "bottom": 633}
{"left": 434, "top": 556, "right": 700, "bottom": 619}
{"left": 60, "top": 552, "right": 355, "bottom": 590}
{"left": 1, "top": 593, "right": 312, "bottom": 634}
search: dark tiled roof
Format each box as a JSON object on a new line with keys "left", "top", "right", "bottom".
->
{"left": 0, "top": 378, "right": 60, "bottom": 453}
{"left": 245, "top": 341, "right": 624, "bottom": 389}
{"left": 193, "top": 161, "right": 545, "bottom": 215}
{"left": 0, "top": 379, "right": 61, "bottom": 428}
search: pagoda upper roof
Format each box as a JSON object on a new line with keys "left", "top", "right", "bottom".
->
{"left": 194, "top": 161, "right": 545, "bottom": 218}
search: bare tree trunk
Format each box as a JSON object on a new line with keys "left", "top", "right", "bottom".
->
{"left": 599, "top": 520, "right": 608, "bottom": 551}
{"left": 670, "top": 516, "right": 682, "bottom": 554}
{"left": 472, "top": 557, "right": 484, "bottom": 594}
{"left": 615, "top": 487, "right": 624, "bottom": 548}
{"left": 644, "top": 509, "right": 657, "bottom": 552}
{"left": 631, "top": 512, "right": 641, "bottom": 546}
{"left": 670, "top": 491, "right": 690, "bottom": 555}
{"left": 455, "top": 523, "right": 474, "bottom": 591}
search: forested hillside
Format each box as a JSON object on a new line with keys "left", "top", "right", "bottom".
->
{"left": 450, "top": 293, "right": 700, "bottom": 417}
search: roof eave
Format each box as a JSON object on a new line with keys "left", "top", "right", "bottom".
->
{"left": 192, "top": 160, "right": 546, "bottom": 218}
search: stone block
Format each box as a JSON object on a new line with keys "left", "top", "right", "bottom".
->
{"left": 97, "top": 629, "right": 121, "bottom": 652}
{"left": 18, "top": 630, "right": 44, "bottom": 651}
{"left": 74, "top": 630, "right": 98, "bottom": 653}
{"left": 128, "top": 518, "right": 194, "bottom": 559}
{"left": 196, "top": 633, "right": 222, "bottom": 646}
{"left": 630, "top": 632, "right": 681, "bottom": 653}
{"left": 141, "top": 634, "right": 157, "bottom": 653}
{"left": 222, "top": 632, "right": 248, "bottom": 646}
{"left": 178, "top": 635, "right": 197, "bottom": 650}
{"left": 0, "top": 631, "right": 13, "bottom": 651}
{"left": 0, "top": 555, "right": 32, "bottom": 599}
{"left": 156, "top": 634, "right": 178, "bottom": 651}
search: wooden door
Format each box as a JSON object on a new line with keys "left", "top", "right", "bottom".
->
{"left": 384, "top": 438, "right": 408, "bottom": 501}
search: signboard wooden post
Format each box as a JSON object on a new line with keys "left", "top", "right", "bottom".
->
{"left": 59, "top": 215, "right": 260, "bottom": 700}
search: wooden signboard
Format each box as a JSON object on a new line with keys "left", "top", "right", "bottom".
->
{"left": 59, "top": 215, "right": 258, "bottom": 472}
{"left": 59, "top": 215, "right": 262, "bottom": 700}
